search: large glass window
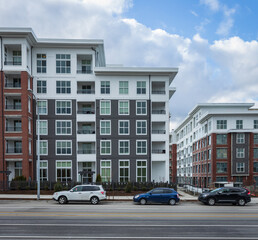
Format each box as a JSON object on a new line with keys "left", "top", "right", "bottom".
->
{"left": 254, "top": 134, "right": 258, "bottom": 144}
{"left": 56, "top": 81, "right": 71, "bottom": 94}
{"left": 119, "top": 140, "right": 130, "bottom": 155}
{"left": 100, "top": 160, "right": 111, "bottom": 182}
{"left": 136, "top": 140, "right": 147, "bottom": 155}
{"left": 100, "top": 100, "right": 111, "bottom": 115}
{"left": 236, "top": 162, "right": 245, "bottom": 173}
{"left": 216, "top": 176, "right": 227, "bottom": 182}
{"left": 137, "top": 81, "right": 146, "bottom": 94}
{"left": 100, "top": 120, "right": 111, "bottom": 135}
{"left": 254, "top": 120, "right": 258, "bottom": 129}
{"left": 137, "top": 160, "right": 147, "bottom": 182}
{"left": 56, "top": 120, "right": 72, "bottom": 135}
{"left": 56, "top": 100, "right": 71, "bottom": 115}
{"left": 100, "top": 140, "right": 111, "bottom": 155}
{"left": 56, "top": 141, "right": 72, "bottom": 155}
{"left": 40, "top": 161, "right": 48, "bottom": 181}
{"left": 119, "top": 120, "right": 129, "bottom": 135}
{"left": 236, "top": 133, "right": 245, "bottom": 144}
{"left": 136, "top": 101, "right": 147, "bottom": 115}
{"left": 56, "top": 160, "right": 72, "bottom": 182}
{"left": 136, "top": 120, "right": 147, "bottom": 135}
{"left": 254, "top": 148, "right": 258, "bottom": 159}
{"left": 56, "top": 54, "right": 71, "bottom": 73}
{"left": 13, "top": 51, "right": 21, "bottom": 65}
{"left": 254, "top": 162, "right": 258, "bottom": 172}
{"left": 37, "top": 100, "right": 47, "bottom": 115}
{"left": 216, "top": 134, "right": 227, "bottom": 145}
{"left": 236, "top": 120, "right": 243, "bottom": 129}
{"left": 217, "top": 120, "right": 227, "bottom": 129}
{"left": 37, "top": 80, "right": 47, "bottom": 93}
{"left": 216, "top": 148, "right": 227, "bottom": 159}
{"left": 14, "top": 162, "right": 22, "bottom": 177}
{"left": 119, "top": 160, "right": 129, "bottom": 182}
{"left": 101, "top": 81, "right": 110, "bottom": 94}
{"left": 38, "top": 140, "right": 48, "bottom": 155}
{"left": 37, "top": 120, "right": 48, "bottom": 135}
{"left": 37, "top": 54, "right": 47, "bottom": 73}
{"left": 119, "top": 81, "right": 128, "bottom": 94}
{"left": 119, "top": 101, "right": 129, "bottom": 115}
{"left": 216, "top": 162, "right": 227, "bottom": 173}
{"left": 236, "top": 148, "right": 245, "bottom": 158}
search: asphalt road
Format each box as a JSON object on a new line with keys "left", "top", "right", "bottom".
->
{"left": 0, "top": 200, "right": 258, "bottom": 239}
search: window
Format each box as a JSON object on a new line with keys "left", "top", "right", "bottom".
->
{"left": 216, "top": 134, "right": 227, "bottom": 145}
{"left": 13, "top": 51, "right": 21, "bottom": 65}
{"left": 136, "top": 101, "right": 147, "bottom": 115}
{"left": 254, "top": 134, "right": 258, "bottom": 144}
{"left": 119, "top": 140, "right": 130, "bottom": 155}
{"left": 208, "top": 149, "right": 211, "bottom": 160}
{"left": 137, "top": 81, "right": 146, "bottom": 94}
{"left": 100, "top": 100, "right": 111, "bottom": 115}
{"left": 100, "top": 140, "right": 111, "bottom": 155}
{"left": 56, "top": 54, "right": 71, "bottom": 73}
{"left": 119, "top": 120, "right": 129, "bottom": 135}
{"left": 208, "top": 121, "right": 212, "bottom": 131}
{"left": 100, "top": 120, "right": 111, "bottom": 135}
{"left": 37, "top": 54, "right": 47, "bottom": 73}
{"left": 56, "top": 141, "right": 72, "bottom": 155}
{"left": 28, "top": 97, "right": 31, "bottom": 113}
{"left": 28, "top": 119, "right": 31, "bottom": 133}
{"left": 119, "top": 160, "right": 129, "bottom": 182}
{"left": 119, "top": 81, "right": 128, "bottom": 94}
{"left": 136, "top": 140, "right": 147, "bottom": 155}
{"left": 208, "top": 135, "right": 211, "bottom": 145}
{"left": 254, "top": 120, "right": 258, "bottom": 129}
{"left": 37, "top": 120, "right": 48, "bottom": 135}
{"left": 81, "top": 60, "right": 91, "bottom": 73}
{"left": 236, "top": 120, "right": 243, "bottom": 129}
{"left": 254, "top": 162, "right": 258, "bottom": 173}
{"left": 37, "top": 100, "right": 47, "bottom": 115}
{"left": 101, "top": 81, "right": 110, "bottom": 94}
{"left": 216, "top": 162, "right": 227, "bottom": 173}
{"left": 236, "top": 162, "right": 245, "bottom": 173}
{"left": 100, "top": 160, "right": 111, "bottom": 182}
{"left": 14, "top": 162, "right": 22, "bottom": 177}
{"left": 137, "top": 160, "right": 147, "bottom": 182}
{"left": 254, "top": 149, "right": 258, "bottom": 159}
{"left": 38, "top": 140, "right": 48, "bottom": 155}
{"left": 216, "top": 148, "right": 227, "bottom": 159}
{"left": 217, "top": 120, "right": 227, "bottom": 129}
{"left": 136, "top": 120, "right": 147, "bottom": 135}
{"left": 56, "top": 81, "right": 71, "bottom": 94}
{"left": 40, "top": 161, "right": 48, "bottom": 181}
{"left": 56, "top": 100, "right": 71, "bottom": 115}
{"left": 29, "top": 140, "right": 32, "bottom": 155}
{"left": 236, "top": 148, "right": 245, "bottom": 158}
{"left": 119, "top": 101, "right": 129, "bottom": 115}
{"left": 56, "top": 160, "right": 72, "bottom": 182}
{"left": 236, "top": 133, "right": 245, "bottom": 144}
{"left": 37, "top": 80, "right": 47, "bottom": 94}
{"left": 216, "top": 176, "right": 227, "bottom": 182}
{"left": 56, "top": 120, "right": 72, "bottom": 135}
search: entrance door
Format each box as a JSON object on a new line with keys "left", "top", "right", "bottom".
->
{"left": 82, "top": 162, "right": 92, "bottom": 183}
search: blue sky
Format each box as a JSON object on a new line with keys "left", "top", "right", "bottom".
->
{"left": 0, "top": 0, "right": 258, "bottom": 128}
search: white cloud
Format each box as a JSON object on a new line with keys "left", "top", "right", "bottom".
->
{"left": 200, "top": 0, "right": 220, "bottom": 11}
{"left": 216, "top": 6, "right": 236, "bottom": 36}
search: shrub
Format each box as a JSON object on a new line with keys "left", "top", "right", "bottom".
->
{"left": 125, "top": 182, "right": 132, "bottom": 193}
{"left": 54, "top": 182, "right": 63, "bottom": 192}
{"left": 96, "top": 174, "right": 102, "bottom": 184}
{"left": 44, "top": 185, "right": 49, "bottom": 191}
{"left": 133, "top": 186, "right": 138, "bottom": 191}
{"left": 12, "top": 175, "right": 26, "bottom": 181}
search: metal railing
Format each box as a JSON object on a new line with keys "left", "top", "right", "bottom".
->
{"left": 6, "top": 148, "right": 22, "bottom": 154}
{"left": 77, "top": 70, "right": 92, "bottom": 74}
{"left": 5, "top": 104, "right": 22, "bottom": 110}
{"left": 152, "top": 149, "right": 166, "bottom": 154}
{"left": 5, "top": 127, "right": 22, "bottom": 132}
{"left": 152, "top": 90, "right": 166, "bottom": 94}
{"left": 77, "top": 89, "right": 95, "bottom": 94}
{"left": 77, "top": 109, "right": 95, "bottom": 114}
{"left": 77, "top": 149, "right": 96, "bottom": 154}
{"left": 4, "top": 83, "right": 21, "bottom": 88}
{"left": 4, "top": 61, "right": 22, "bottom": 66}
{"left": 152, "top": 130, "right": 166, "bottom": 134}
{"left": 152, "top": 110, "right": 166, "bottom": 114}
{"left": 77, "top": 129, "right": 95, "bottom": 134}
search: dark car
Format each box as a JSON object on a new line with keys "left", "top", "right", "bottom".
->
{"left": 198, "top": 187, "right": 251, "bottom": 206}
{"left": 133, "top": 187, "right": 180, "bottom": 205}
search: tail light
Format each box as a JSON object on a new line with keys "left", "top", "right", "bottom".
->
{"left": 101, "top": 191, "right": 105, "bottom": 195}
{"left": 177, "top": 194, "right": 179, "bottom": 198}
{"left": 244, "top": 188, "right": 250, "bottom": 195}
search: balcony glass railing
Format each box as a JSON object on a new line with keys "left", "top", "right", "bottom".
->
{"left": 6, "top": 148, "right": 22, "bottom": 154}
{"left": 152, "top": 130, "right": 166, "bottom": 134}
{"left": 152, "top": 90, "right": 166, "bottom": 94}
{"left": 5, "top": 104, "right": 22, "bottom": 110}
{"left": 5, "top": 83, "right": 21, "bottom": 88}
{"left": 152, "top": 149, "right": 166, "bottom": 154}
{"left": 77, "top": 89, "right": 95, "bottom": 94}
{"left": 77, "top": 149, "right": 96, "bottom": 154}
{"left": 77, "top": 69, "right": 92, "bottom": 74}
{"left": 4, "top": 61, "right": 22, "bottom": 66}
{"left": 6, "top": 127, "right": 22, "bottom": 132}
{"left": 77, "top": 129, "right": 95, "bottom": 134}
{"left": 152, "top": 110, "right": 166, "bottom": 114}
{"left": 77, "top": 109, "right": 95, "bottom": 114}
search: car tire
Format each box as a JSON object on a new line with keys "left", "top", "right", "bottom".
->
{"left": 90, "top": 196, "right": 99, "bottom": 205}
{"left": 207, "top": 198, "right": 216, "bottom": 206}
{"left": 169, "top": 198, "right": 176, "bottom": 205}
{"left": 58, "top": 196, "right": 67, "bottom": 204}
{"left": 140, "top": 198, "right": 147, "bottom": 205}
{"left": 237, "top": 198, "right": 246, "bottom": 206}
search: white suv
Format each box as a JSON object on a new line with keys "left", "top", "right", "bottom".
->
{"left": 53, "top": 185, "right": 106, "bottom": 204}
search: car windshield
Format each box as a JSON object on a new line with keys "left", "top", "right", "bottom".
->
{"left": 210, "top": 188, "right": 222, "bottom": 193}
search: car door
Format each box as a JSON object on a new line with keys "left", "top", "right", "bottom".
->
{"left": 69, "top": 186, "right": 83, "bottom": 201}
{"left": 149, "top": 189, "right": 163, "bottom": 203}
{"left": 161, "top": 189, "right": 173, "bottom": 203}
{"left": 80, "top": 186, "right": 92, "bottom": 201}
{"left": 228, "top": 188, "right": 241, "bottom": 201}
{"left": 217, "top": 188, "right": 230, "bottom": 202}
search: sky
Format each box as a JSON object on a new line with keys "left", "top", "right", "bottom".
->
{"left": 1, "top": 0, "right": 258, "bottom": 129}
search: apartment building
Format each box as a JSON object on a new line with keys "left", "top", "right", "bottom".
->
{"left": 173, "top": 103, "right": 258, "bottom": 188}
{"left": 0, "top": 28, "right": 178, "bottom": 185}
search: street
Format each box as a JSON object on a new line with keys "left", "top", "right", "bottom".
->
{"left": 0, "top": 200, "right": 258, "bottom": 239}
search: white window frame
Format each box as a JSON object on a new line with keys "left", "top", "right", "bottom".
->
{"left": 56, "top": 54, "right": 71, "bottom": 74}
{"left": 136, "top": 140, "right": 147, "bottom": 155}
{"left": 40, "top": 160, "right": 48, "bottom": 181}
{"left": 119, "top": 140, "right": 130, "bottom": 155}
{"left": 37, "top": 140, "right": 48, "bottom": 155}
{"left": 28, "top": 96, "right": 31, "bottom": 113}
{"left": 236, "top": 162, "right": 245, "bottom": 173}
{"left": 236, "top": 120, "right": 243, "bottom": 129}
{"left": 56, "top": 80, "right": 71, "bottom": 94}
{"left": 216, "top": 120, "right": 227, "bottom": 129}
{"left": 136, "top": 100, "right": 147, "bottom": 115}
{"left": 100, "top": 160, "right": 111, "bottom": 182}
{"left": 137, "top": 81, "right": 146, "bottom": 94}
{"left": 29, "top": 139, "right": 32, "bottom": 155}
{"left": 119, "top": 81, "right": 128, "bottom": 94}
{"left": 100, "top": 81, "right": 110, "bottom": 94}
{"left": 236, "top": 133, "right": 245, "bottom": 144}
{"left": 36, "top": 120, "right": 48, "bottom": 135}
{"left": 37, "top": 54, "right": 47, "bottom": 74}
{"left": 55, "top": 100, "right": 72, "bottom": 115}
{"left": 56, "top": 140, "right": 72, "bottom": 155}
{"left": 136, "top": 120, "right": 147, "bottom": 135}
{"left": 37, "top": 80, "right": 47, "bottom": 94}
{"left": 55, "top": 120, "right": 72, "bottom": 135}
{"left": 119, "top": 100, "right": 129, "bottom": 115}
{"left": 56, "top": 160, "right": 72, "bottom": 182}
{"left": 254, "top": 120, "right": 258, "bottom": 129}
{"left": 119, "top": 160, "right": 130, "bottom": 182}
{"left": 236, "top": 148, "right": 245, "bottom": 158}
{"left": 100, "top": 140, "right": 111, "bottom": 155}
{"left": 118, "top": 120, "right": 130, "bottom": 135}
{"left": 37, "top": 100, "right": 48, "bottom": 115}
{"left": 136, "top": 160, "right": 147, "bottom": 182}
{"left": 100, "top": 120, "right": 111, "bottom": 135}
{"left": 100, "top": 100, "right": 111, "bottom": 115}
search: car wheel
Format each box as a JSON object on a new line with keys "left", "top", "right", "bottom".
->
{"left": 140, "top": 198, "right": 147, "bottom": 205}
{"left": 237, "top": 198, "right": 246, "bottom": 206}
{"left": 91, "top": 196, "right": 99, "bottom": 205}
{"left": 58, "top": 196, "right": 67, "bottom": 204}
{"left": 208, "top": 198, "right": 216, "bottom": 206}
{"left": 169, "top": 198, "right": 176, "bottom": 205}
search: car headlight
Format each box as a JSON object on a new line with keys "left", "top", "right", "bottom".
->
{"left": 135, "top": 195, "right": 140, "bottom": 198}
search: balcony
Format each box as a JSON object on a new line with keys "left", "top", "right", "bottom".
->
{"left": 6, "top": 140, "right": 22, "bottom": 154}
{"left": 152, "top": 149, "right": 166, "bottom": 154}
{"left": 77, "top": 102, "right": 95, "bottom": 114}
{"left": 152, "top": 102, "right": 166, "bottom": 115}
{"left": 152, "top": 81, "right": 166, "bottom": 95}
{"left": 77, "top": 149, "right": 96, "bottom": 154}
{"left": 77, "top": 82, "right": 95, "bottom": 94}
{"left": 152, "top": 122, "right": 166, "bottom": 134}
{"left": 77, "top": 129, "right": 95, "bottom": 134}
{"left": 4, "top": 74, "right": 21, "bottom": 89}
{"left": 77, "top": 55, "right": 92, "bottom": 74}
{"left": 4, "top": 45, "right": 22, "bottom": 66}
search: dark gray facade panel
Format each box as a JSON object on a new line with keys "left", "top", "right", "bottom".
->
{"left": 96, "top": 99, "right": 151, "bottom": 182}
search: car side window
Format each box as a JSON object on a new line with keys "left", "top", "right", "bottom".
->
{"left": 82, "top": 186, "right": 92, "bottom": 191}
{"left": 230, "top": 188, "right": 240, "bottom": 193}
{"left": 163, "top": 189, "right": 173, "bottom": 194}
{"left": 220, "top": 188, "right": 229, "bottom": 193}
{"left": 152, "top": 189, "right": 163, "bottom": 194}
{"left": 72, "top": 186, "right": 83, "bottom": 192}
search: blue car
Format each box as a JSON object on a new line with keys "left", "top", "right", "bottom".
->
{"left": 133, "top": 187, "right": 180, "bottom": 205}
